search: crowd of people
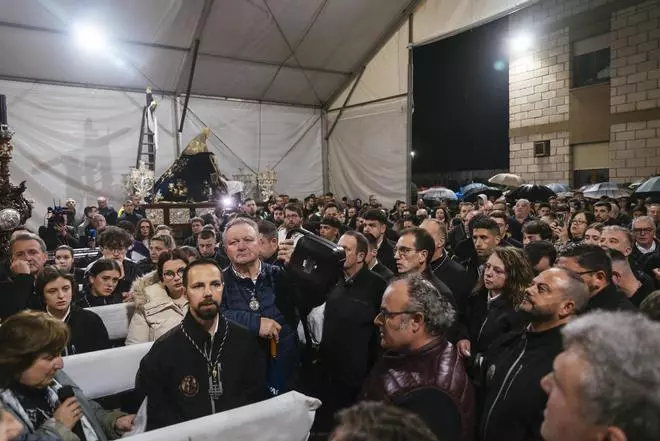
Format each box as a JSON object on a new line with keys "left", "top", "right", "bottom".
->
{"left": 0, "top": 189, "right": 659, "bottom": 441}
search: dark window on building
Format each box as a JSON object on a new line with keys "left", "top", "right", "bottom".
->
{"left": 573, "top": 168, "right": 610, "bottom": 188}
{"left": 573, "top": 34, "right": 610, "bottom": 88}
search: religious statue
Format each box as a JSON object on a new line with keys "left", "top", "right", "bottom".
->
{"left": 0, "top": 95, "right": 33, "bottom": 260}
{"left": 150, "top": 128, "right": 228, "bottom": 203}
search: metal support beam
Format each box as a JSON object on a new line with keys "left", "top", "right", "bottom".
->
{"left": 321, "top": 109, "right": 330, "bottom": 193}
{"left": 406, "top": 15, "right": 414, "bottom": 205}
{"left": 173, "top": 97, "right": 182, "bottom": 156}
{"left": 326, "top": 93, "right": 408, "bottom": 113}
{"left": 179, "top": 39, "right": 201, "bottom": 132}
{"left": 325, "top": 67, "right": 364, "bottom": 141}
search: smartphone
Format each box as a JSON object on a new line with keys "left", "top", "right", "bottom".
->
{"left": 556, "top": 212, "right": 565, "bottom": 225}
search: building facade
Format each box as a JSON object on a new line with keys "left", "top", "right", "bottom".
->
{"left": 508, "top": 0, "right": 660, "bottom": 187}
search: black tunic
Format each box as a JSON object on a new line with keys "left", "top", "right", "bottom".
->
{"left": 137, "top": 312, "right": 268, "bottom": 431}
{"left": 64, "top": 307, "right": 111, "bottom": 355}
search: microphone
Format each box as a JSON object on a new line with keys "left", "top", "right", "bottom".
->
{"left": 57, "top": 386, "right": 83, "bottom": 434}
{"left": 57, "top": 385, "right": 75, "bottom": 402}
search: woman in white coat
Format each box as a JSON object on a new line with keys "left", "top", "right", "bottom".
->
{"left": 125, "top": 249, "right": 189, "bottom": 345}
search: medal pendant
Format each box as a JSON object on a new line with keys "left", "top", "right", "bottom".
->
{"left": 249, "top": 296, "right": 260, "bottom": 311}
{"left": 208, "top": 375, "right": 223, "bottom": 400}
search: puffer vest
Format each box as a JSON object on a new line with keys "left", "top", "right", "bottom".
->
{"left": 361, "top": 337, "right": 475, "bottom": 441}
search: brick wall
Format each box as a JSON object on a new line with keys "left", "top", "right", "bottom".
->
{"left": 509, "top": 0, "right": 660, "bottom": 184}
{"left": 509, "top": 28, "right": 570, "bottom": 129}
{"left": 609, "top": 120, "right": 660, "bottom": 182}
{"left": 510, "top": 132, "right": 571, "bottom": 183}
{"left": 610, "top": 0, "right": 660, "bottom": 113}
{"left": 609, "top": 0, "right": 660, "bottom": 181}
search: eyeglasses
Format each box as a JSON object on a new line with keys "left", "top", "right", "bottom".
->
{"left": 574, "top": 270, "right": 598, "bottom": 276}
{"left": 633, "top": 228, "right": 654, "bottom": 234}
{"left": 162, "top": 268, "right": 185, "bottom": 280}
{"left": 102, "top": 247, "right": 125, "bottom": 254}
{"left": 377, "top": 308, "right": 418, "bottom": 320}
{"left": 571, "top": 220, "right": 587, "bottom": 225}
{"left": 394, "top": 246, "right": 417, "bottom": 255}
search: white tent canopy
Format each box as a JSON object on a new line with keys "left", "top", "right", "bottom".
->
{"left": 0, "top": 0, "right": 536, "bottom": 224}
{"left": 0, "top": 0, "right": 417, "bottom": 107}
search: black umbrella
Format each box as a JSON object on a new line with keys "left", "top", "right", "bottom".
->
{"left": 462, "top": 186, "right": 502, "bottom": 202}
{"left": 506, "top": 184, "right": 556, "bottom": 202}
{"left": 632, "top": 176, "right": 660, "bottom": 200}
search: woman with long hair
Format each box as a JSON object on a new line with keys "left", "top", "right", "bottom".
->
{"left": 135, "top": 219, "right": 154, "bottom": 246}
{"left": 457, "top": 246, "right": 534, "bottom": 358}
{"left": 0, "top": 311, "right": 135, "bottom": 441}
{"left": 583, "top": 222, "right": 604, "bottom": 246}
{"left": 36, "top": 266, "right": 110, "bottom": 355}
{"left": 80, "top": 259, "right": 123, "bottom": 308}
{"left": 125, "top": 249, "right": 190, "bottom": 345}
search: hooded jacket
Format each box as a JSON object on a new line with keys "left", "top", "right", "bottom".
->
{"left": 126, "top": 273, "right": 188, "bottom": 345}
{"left": 479, "top": 325, "right": 564, "bottom": 441}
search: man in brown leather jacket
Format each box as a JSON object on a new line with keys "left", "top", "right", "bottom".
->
{"left": 360, "top": 273, "right": 475, "bottom": 441}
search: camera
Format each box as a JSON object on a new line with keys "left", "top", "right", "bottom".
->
{"left": 285, "top": 227, "right": 346, "bottom": 312}
{"left": 47, "top": 206, "right": 71, "bottom": 227}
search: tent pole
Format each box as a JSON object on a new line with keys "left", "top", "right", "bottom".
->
{"left": 173, "top": 97, "right": 182, "bottom": 156}
{"left": 321, "top": 109, "right": 330, "bottom": 193}
{"left": 406, "top": 15, "right": 414, "bottom": 205}
{"left": 179, "top": 38, "right": 201, "bottom": 132}
{"left": 325, "top": 67, "right": 364, "bottom": 141}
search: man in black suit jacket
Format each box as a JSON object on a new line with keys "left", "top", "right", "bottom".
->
{"left": 362, "top": 209, "right": 397, "bottom": 274}
{"left": 319, "top": 231, "right": 387, "bottom": 430}
{"left": 364, "top": 232, "right": 394, "bottom": 281}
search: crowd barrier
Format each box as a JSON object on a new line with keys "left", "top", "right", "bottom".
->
{"left": 63, "top": 343, "right": 321, "bottom": 440}
{"left": 88, "top": 302, "right": 135, "bottom": 340}
{"left": 63, "top": 342, "right": 152, "bottom": 399}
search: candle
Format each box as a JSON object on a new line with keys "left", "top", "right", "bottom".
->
{"left": 0, "top": 95, "right": 7, "bottom": 125}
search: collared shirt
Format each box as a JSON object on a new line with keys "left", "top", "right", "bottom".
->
{"left": 369, "top": 259, "right": 379, "bottom": 270}
{"left": 636, "top": 241, "right": 657, "bottom": 254}
{"left": 230, "top": 260, "right": 262, "bottom": 284}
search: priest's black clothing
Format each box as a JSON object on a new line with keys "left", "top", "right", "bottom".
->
{"left": 137, "top": 313, "right": 267, "bottom": 431}
{"left": 377, "top": 239, "right": 397, "bottom": 274}
{"left": 370, "top": 262, "right": 394, "bottom": 282}
{"left": 320, "top": 265, "right": 387, "bottom": 413}
{"left": 0, "top": 274, "right": 37, "bottom": 320}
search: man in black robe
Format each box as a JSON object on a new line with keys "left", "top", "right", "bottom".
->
{"left": 137, "top": 259, "right": 267, "bottom": 431}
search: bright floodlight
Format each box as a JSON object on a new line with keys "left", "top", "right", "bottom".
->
{"left": 73, "top": 23, "right": 108, "bottom": 53}
{"left": 222, "top": 196, "right": 234, "bottom": 207}
{"left": 410, "top": 151, "right": 416, "bottom": 158}
{"left": 509, "top": 32, "right": 533, "bottom": 52}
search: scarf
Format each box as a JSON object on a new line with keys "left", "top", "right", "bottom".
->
{"left": 1, "top": 380, "right": 99, "bottom": 441}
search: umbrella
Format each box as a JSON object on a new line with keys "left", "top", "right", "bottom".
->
{"left": 489, "top": 173, "right": 525, "bottom": 187}
{"left": 506, "top": 184, "right": 556, "bottom": 202}
{"left": 462, "top": 186, "right": 502, "bottom": 202}
{"left": 632, "top": 176, "right": 660, "bottom": 200}
{"left": 582, "top": 182, "right": 629, "bottom": 199}
{"left": 629, "top": 178, "right": 647, "bottom": 190}
{"left": 419, "top": 187, "right": 458, "bottom": 201}
{"left": 462, "top": 182, "right": 489, "bottom": 194}
{"left": 547, "top": 183, "right": 570, "bottom": 193}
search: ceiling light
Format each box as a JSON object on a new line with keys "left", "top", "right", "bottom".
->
{"left": 73, "top": 23, "right": 108, "bottom": 53}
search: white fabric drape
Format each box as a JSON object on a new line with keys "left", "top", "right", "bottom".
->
{"left": 2, "top": 79, "right": 177, "bottom": 231}
{"left": 328, "top": 96, "right": 407, "bottom": 207}
{"left": 182, "top": 97, "right": 323, "bottom": 198}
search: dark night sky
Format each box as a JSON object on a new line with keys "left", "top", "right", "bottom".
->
{"left": 412, "top": 16, "right": 510, "bottom": 174}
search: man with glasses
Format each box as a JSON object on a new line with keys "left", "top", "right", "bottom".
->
{"left": 555, "top": 243, "right": 635, "bottom": 313}
{"left": 277, "top": 203, "right": 304, "bottom": 244}
{"left": 393, "top": 228, "right": 455, "bottom": 306}
{"left": 630, "top": 216, "right": 659, "bottom": 270}
{"left": 361, "top": 273, "right": 474, "bottom": 441}
{"left": 137, "top": 258, "right": 267, "bottom": 430}
{"left": 318, "top": 231, "right": 387, "bottom": 431}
